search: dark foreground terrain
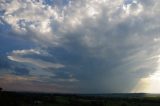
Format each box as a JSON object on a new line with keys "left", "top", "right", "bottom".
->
{"left": 1, "top": 91, "right": 160, "bottom": 106}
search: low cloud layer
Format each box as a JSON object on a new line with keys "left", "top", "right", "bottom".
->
{"left": 0, "top": 0, "right": 160, "bottom": 93}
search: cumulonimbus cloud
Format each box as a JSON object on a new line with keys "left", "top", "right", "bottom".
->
{"left": 0, "top": 0, "right": 160, "bottom": 93}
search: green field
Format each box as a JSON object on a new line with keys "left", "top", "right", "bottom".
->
{"left": 1, "top": 91, "right": 160, "bottom": 106}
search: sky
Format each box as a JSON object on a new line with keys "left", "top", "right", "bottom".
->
{"left": 0, "top": 0, "right": 160, "bottom": 93}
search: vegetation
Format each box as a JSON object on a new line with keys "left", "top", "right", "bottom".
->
{"left": 0, "top": 88, "right": 2, "bottom": 92}
{"left": 1, "top": 91, "right": 160, "bottom": 106}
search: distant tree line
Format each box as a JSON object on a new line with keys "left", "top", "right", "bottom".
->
{"left": 0, "top": 87, "right": 2, "bottom": 92}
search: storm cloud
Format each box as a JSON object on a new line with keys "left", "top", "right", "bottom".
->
{"left": 0, "top": 0, "right": 160, "bottom": 93}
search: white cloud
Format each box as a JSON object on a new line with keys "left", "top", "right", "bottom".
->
{"left": 123, "top": 1, "right": 143, "bottom": 15}
{"left": 8, "top": 49, "right": 64, "bottom": 69}
{"left": 12, "top": 49, "right": 41, "bottom": 55}
{"left": 1, "top": 0, "right": 142, "bottom": 44}
{"left": 11, "top": 49, "right": 49, "bottom": 56}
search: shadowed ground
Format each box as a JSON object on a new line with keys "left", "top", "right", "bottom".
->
{"left": 1, "top": 91, "right": 160, "bottom": 106}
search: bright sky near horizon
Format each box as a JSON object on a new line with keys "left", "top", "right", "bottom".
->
{"left": 0, "top": 0, "right": 160, "bottom": 93}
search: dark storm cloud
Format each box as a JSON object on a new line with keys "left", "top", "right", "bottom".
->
{"left": 0, "top": 0, "right": 160, "bottom": 93}
{"left": 13, "top": 67, "right": 30, "bottom": 76}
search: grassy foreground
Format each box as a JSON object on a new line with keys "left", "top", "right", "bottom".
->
{"left": 1, "top": 91, "right": 160, "bottom": 106}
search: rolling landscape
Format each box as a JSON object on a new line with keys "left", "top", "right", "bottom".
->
{"left": 1, "top": 91, "right": 160, "bottom": 106}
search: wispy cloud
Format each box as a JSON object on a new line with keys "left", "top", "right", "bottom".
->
{"left": 8, "top": 49, "right": 64, "bottom": 69}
